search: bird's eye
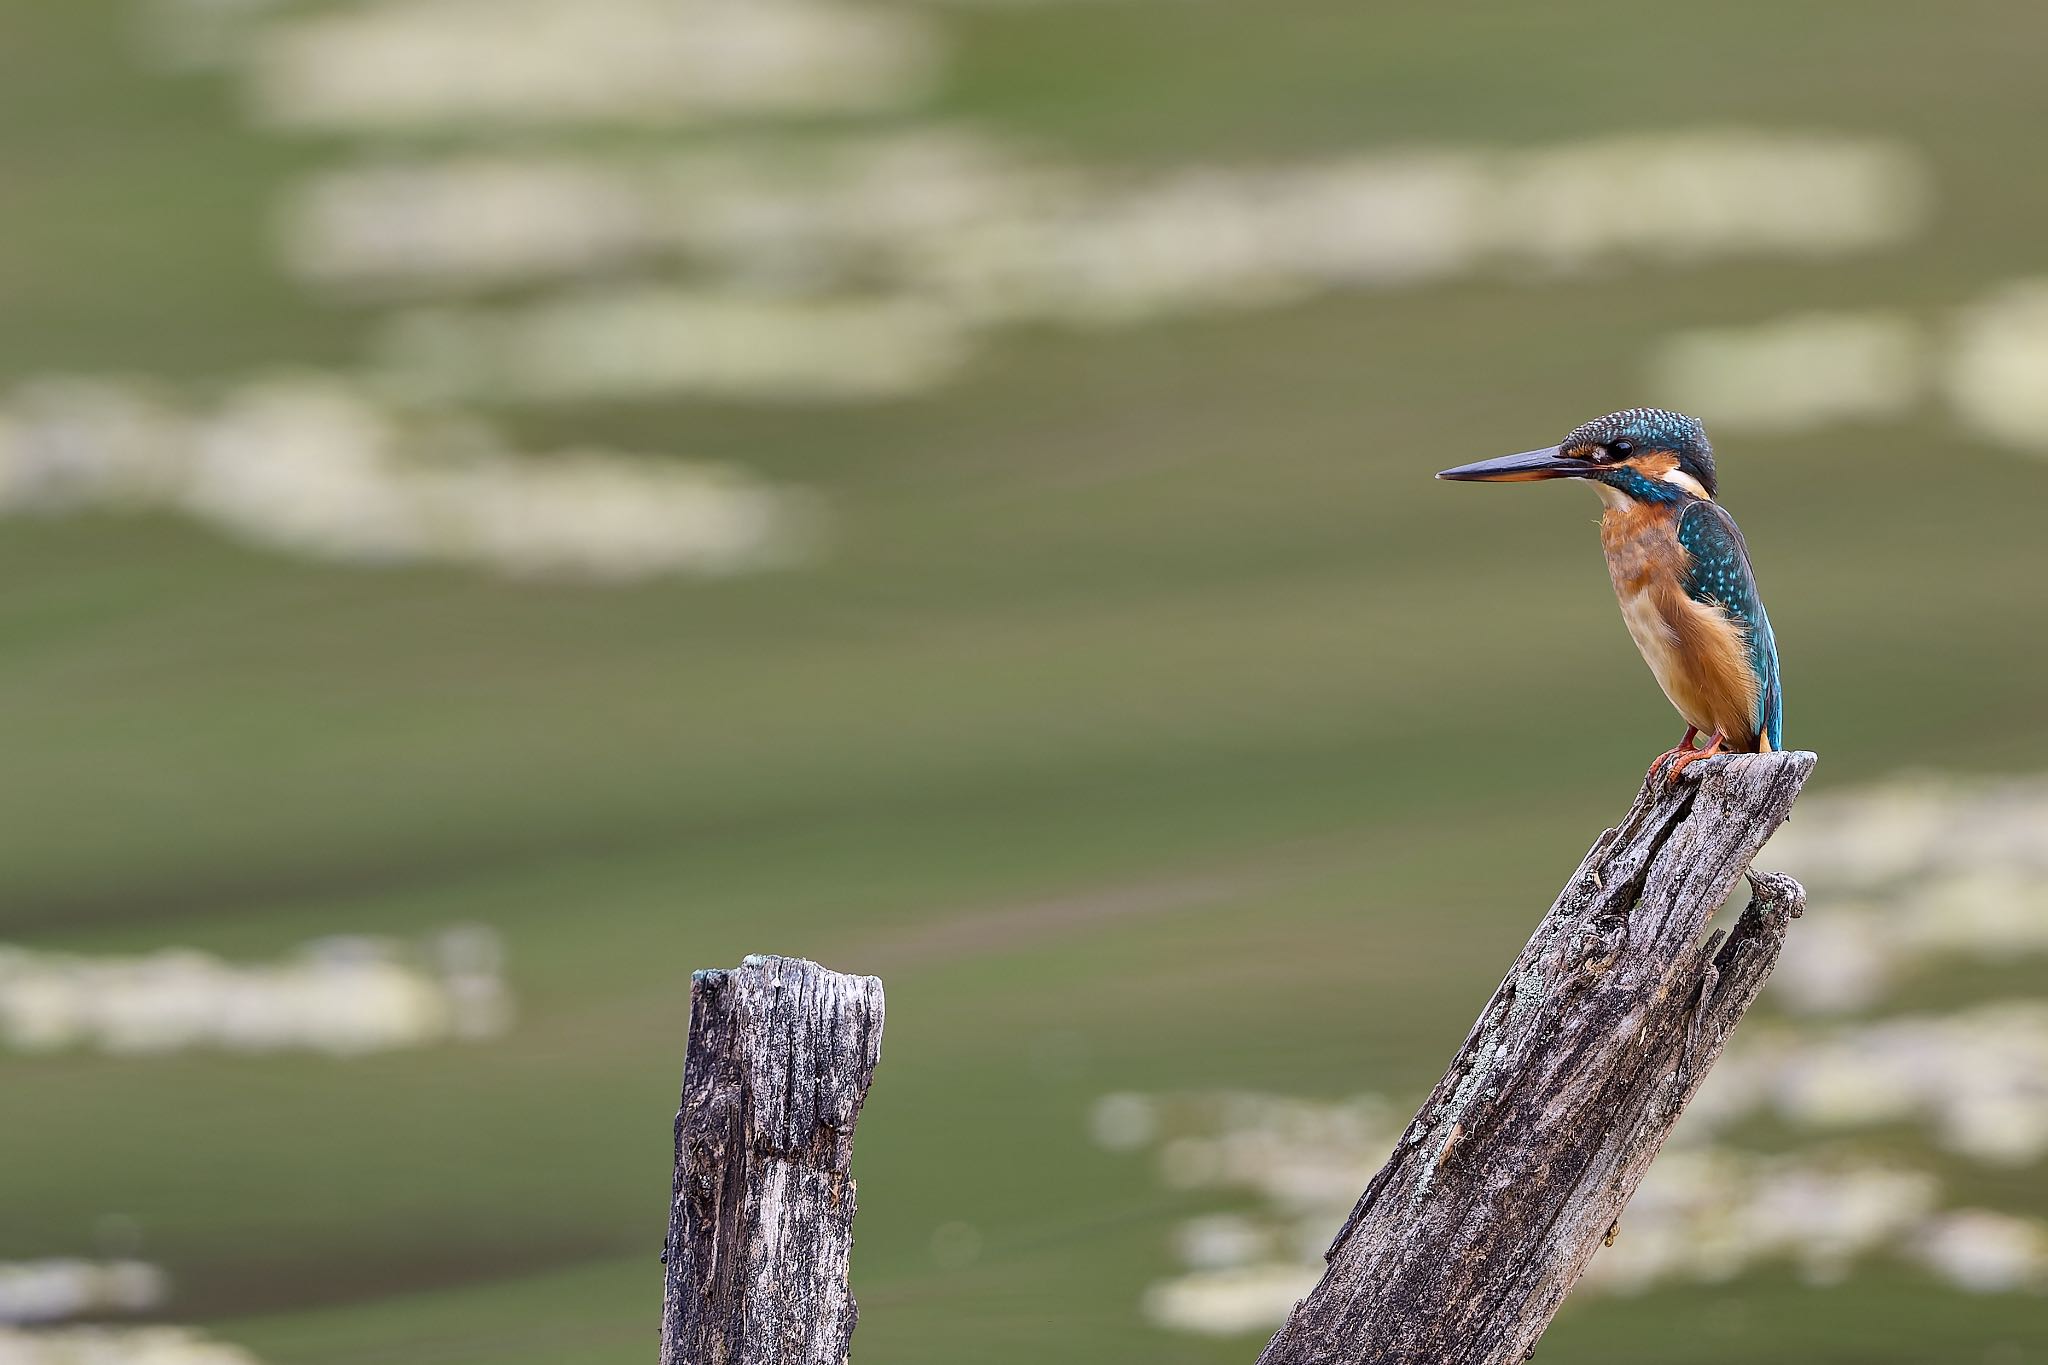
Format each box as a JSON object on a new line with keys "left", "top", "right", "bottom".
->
{"left": 1610, "top": 439, "right": 1634, "bottom": 458}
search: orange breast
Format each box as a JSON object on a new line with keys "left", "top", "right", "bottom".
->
{"left": 1601, "top": 502, "right": 1763, "bottom": 749}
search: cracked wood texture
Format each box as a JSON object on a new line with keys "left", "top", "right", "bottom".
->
{"left": 661, "top": 955, "right": 884, "bottom": 1365}
{"left": 1258, "top": 751, "right": 1816, "bottom": 1365}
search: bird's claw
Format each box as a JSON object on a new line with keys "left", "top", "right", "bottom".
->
{"left": 1645, "top": 727, "right": 1702, "bottom": 785}
{"left": 1660, "top": 732, "right": 1726, "bottom": 784}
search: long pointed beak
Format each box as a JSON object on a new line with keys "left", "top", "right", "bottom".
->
{"left": 1435, "top": 446, "right": 1585, "bottom": 483}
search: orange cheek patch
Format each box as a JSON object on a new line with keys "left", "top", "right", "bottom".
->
{"left": 1630, "top": 451, "right": 1682, "bottom": 478}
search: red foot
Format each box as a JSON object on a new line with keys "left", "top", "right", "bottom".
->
{"left": 1663, "top": 730, "right": 1726, "bottom": 784}
{"left": 1646, "top": 726, "right": 1700, "bottom": 783}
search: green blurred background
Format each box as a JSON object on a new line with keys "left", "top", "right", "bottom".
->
{"left": 2, "top": 1, "right": 2047, "bottom": 1361}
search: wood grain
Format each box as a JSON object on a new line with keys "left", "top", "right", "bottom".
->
{"left": 661, "top": 955, "right": 884, "bottom": 1365}
{"left": 1257, "top": 750, "right": 1815, "bottom": 1365}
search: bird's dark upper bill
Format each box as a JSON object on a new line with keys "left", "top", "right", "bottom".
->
{"left": 1435, "top": 446, "right": 1584, "bottom": 482}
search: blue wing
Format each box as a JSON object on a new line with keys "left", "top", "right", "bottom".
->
{"left": 1677, "top": 500, "right": 1782, "bottom": 750}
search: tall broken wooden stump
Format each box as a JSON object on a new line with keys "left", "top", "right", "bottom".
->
{"left": 1257, "top": 749, "right": 1815, "bottom": 1365}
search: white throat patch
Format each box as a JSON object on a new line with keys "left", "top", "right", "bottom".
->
{"left": 1592, "top": 480, "right": 1633, "bottom": 511}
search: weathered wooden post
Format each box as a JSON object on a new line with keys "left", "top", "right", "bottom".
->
{"left": 1256, "top": 750, "right": 1815, "bottom": 1365}
{"left": 661, "top": 955, "right": 884, "bottom": 1365}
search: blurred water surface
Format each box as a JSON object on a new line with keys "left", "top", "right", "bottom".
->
{"left": 1, "top": 1, "right": 2046, "bottom": 1362}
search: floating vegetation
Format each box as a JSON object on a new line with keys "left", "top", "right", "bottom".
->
{"left": 0, "top": 926, "right": 510, "bottom": 1056}
{"left": 0, "top": 376, "right": 820, "bottom": 581}
{"left": 0, "top": 1326, "right": 261, "bottom": 1364}
{"left": 0, "top": 1262, "right": 168, "bottom": 1327}
{"left": 234, "top": 0, "right": 936, "bottom": 130}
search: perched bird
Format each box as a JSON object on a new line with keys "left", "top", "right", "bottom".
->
{"left": 1436, "top": 408, "right": 1781, "bottom": 781}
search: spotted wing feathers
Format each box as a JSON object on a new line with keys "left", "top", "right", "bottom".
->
{"left": 1677, "top": 500, "right": 1782, "bottom": 749}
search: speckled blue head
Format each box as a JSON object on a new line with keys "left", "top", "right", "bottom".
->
{"left": 1562, "top": 408, "right": 1717, "bottom": 499}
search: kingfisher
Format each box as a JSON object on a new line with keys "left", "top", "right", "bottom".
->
{"left": 1436, "top": 408, "right": 1781, "bottom": 782}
